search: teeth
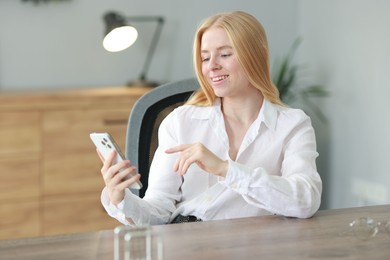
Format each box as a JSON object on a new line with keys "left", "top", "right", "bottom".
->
{"left": 212, "top": 75, "right": 228, "bottom": 82}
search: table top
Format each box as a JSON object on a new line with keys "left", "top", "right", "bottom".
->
{"left": 1, "top": 204, "right": 390, "bottom": 260}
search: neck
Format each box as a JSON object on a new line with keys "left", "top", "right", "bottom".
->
{"left": 221, "top": 93, "right": 264, "bottom": 125}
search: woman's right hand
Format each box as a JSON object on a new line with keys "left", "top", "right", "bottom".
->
{"left": 97, "top": 149, "right": 141, "bottom": 206}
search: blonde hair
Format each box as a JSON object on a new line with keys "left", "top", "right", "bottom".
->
{"left": 187, "top": 11, "right": 283, "bottom": 106}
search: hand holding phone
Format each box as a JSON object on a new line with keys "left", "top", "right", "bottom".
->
{"left": 90, "top": 132, "right": 142, "bottom": 190}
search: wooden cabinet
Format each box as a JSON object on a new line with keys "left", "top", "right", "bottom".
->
{"left": 0, "top": 111, "right": 41, "bottom": 239}
{"left": 0, "top": 87, "right": 151, "bottom": 240}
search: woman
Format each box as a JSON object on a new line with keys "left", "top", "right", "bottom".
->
{"left": 99, "top": 11, "right": 322, "bottom": 225}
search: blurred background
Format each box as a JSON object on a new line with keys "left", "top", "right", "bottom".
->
{"left": 0, "top": 0, "right": 389, "bottom": 210}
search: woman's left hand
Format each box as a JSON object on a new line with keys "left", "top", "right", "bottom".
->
{"left": 165, "top": 143, "right": 228, "bottom": 177}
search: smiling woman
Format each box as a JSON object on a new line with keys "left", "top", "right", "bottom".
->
{"left": 98, "top": 11, "right": 322, "bottom": 228}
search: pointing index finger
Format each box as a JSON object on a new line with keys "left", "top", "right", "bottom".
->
{"left": 165, "top": 144, "right": 190, "bottom": 154}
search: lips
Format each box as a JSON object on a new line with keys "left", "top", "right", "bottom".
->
{"left": 211, "top": 75, "right": 228, "bottom": 82}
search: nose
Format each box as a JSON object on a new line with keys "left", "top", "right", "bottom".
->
{"left": 208, "top": 56, "right": 221, "bottom": 71}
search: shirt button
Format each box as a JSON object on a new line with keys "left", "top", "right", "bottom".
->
{"left": 231, "top": 183, "right": 238, "bottom": 189}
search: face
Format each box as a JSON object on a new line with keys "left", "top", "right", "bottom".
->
{"left": 200, "top": 26, "right": 253, "bottom": 99}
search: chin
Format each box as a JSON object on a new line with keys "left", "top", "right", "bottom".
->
{"left": 212, "top": 90, "right": 226, "bottom": 98}
{"left": 212, "top": 86, "right": 228, "bottom": 97}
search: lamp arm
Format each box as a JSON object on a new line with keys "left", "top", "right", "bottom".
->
{"left": 137, "top": 17, "right": 165, "bottom": 82}
{"left": 106, "top": 14, "right": 166, "bottom": 87}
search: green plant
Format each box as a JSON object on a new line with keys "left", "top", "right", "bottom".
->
{"left": 272, "top": 38, "right": 329, "bottom": 122}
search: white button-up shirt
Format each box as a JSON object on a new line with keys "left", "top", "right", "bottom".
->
{"left": 101, "top": 98, "right": 322, "bottom": 225}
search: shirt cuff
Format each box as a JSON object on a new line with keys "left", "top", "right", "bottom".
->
{"left": 222, "top": 160, "right": 252, "bottom": 194}
{"left": 101, "top": 188, "right": 133, "bottom": 225}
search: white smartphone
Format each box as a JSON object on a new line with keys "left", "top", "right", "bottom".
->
{"left": 90, "top": 132, "right": 142, "bottom": 190}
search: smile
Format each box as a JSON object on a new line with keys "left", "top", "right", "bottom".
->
{"left": 211, "top": 75, "right": 228, "bottom": 82}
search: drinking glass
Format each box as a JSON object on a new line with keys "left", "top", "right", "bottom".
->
{"left": 349, "top": 217, "right": 390, "bottom": 240}
{"left": 114, "top": 225, "right": 163, "bottom": 260}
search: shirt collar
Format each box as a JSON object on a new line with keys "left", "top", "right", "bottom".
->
{"left": 190, "top": 99, "right": 221, "bottom": 120}
{"left": 258, "top": 99, "right": 278, "bottom": 131}
{"left": 190, "top": 98, "right": 278, "bottom": 131}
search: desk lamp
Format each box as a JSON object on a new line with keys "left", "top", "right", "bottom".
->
{"left": 103, "top": 11, "right": 165, "bottom": 87}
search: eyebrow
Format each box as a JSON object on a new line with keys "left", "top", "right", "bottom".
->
{"left": 201, "top": 45, "right": 233, "bottom": 53}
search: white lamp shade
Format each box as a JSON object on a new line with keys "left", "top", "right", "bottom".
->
{"left": 103, "top": 26, "right": 138, "bottom": 52}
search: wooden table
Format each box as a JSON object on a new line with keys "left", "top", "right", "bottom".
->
{"left": 1, "top": 205, "right": 390, "bottom": 260}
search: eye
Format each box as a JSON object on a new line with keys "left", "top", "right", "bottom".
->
{"left": 201, "top": 57, "right": 210, "bottom": 62}
{"left": 221, "top": 53, "right": 232, "bottom": 58}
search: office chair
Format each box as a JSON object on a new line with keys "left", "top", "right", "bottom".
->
{"left": 126, "top": 78, "right": 200, "bottom": 197}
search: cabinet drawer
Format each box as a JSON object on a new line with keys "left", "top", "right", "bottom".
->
{"left": 42, "top": 108, "right": 129, "bottom": 195}
{"left": 43, "top": 193, "right": 119, "bottom": 236}
{"left": 0, "top": 112, "right": 41, "bottom": 157}
{"left": 0, "top": 199, "right": 40, "bottom": 240}
{"left": 42, "top": 108, "right": 129, "bottom": 154}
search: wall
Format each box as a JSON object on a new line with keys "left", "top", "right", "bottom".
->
{"left": 0, "top": 0, "right": 298, "bottom": 90}
{"left": 299, "top": 0, "right": 390, "bottom": 209}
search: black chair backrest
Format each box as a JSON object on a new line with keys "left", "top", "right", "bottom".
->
{"left": 126, "top": 78, "right": 200, "bottom": 197}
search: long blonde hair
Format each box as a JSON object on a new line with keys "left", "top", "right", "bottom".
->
{"left": 187, "top": 11, "right": 283, "bottom": 106}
